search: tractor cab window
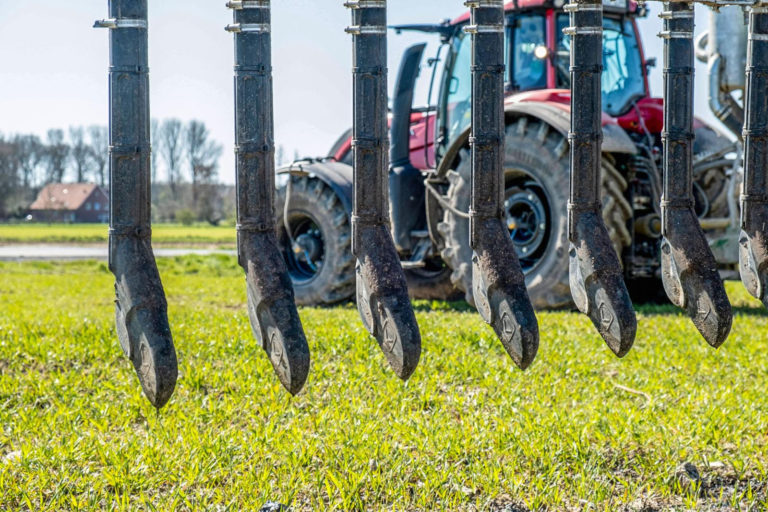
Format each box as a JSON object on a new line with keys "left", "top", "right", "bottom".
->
{"left": 511, "top": 14, "right": 547, "bottom": 90}
{"left": 442, "top": 30, "right": 473, "bottom": 152}
{"left": 555, "top": 15, "right": 645, "bottom": 116}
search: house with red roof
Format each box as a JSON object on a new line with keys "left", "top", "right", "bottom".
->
{"left": 29, "top": 183, "right": 109, "bottom": 223}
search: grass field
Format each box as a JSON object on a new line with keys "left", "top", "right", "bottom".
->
{"left": 1, "top": 256, "right": 767, "bottom": 510}
{"left": 0, "top": 224, "right": 235, "bottom": 246}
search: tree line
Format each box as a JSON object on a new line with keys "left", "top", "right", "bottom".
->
{"left": 0, "top": 119, "right": 231, "bottom": 223}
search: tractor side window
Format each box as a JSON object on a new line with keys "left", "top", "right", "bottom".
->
{"left": 511, "top": 14, "right": 547, "bottom": 91}
{"left": 444, "top": 31, "right": 473, "bottom": 149}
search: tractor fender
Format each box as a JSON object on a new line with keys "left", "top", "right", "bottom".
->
{"left": 276, "top": 160, "right": 354, "bottom": 214}
{"left": 436, "top": 102, "right": 637, "bottom": 179}
{"left": 504, "top": 103, "right": 638, "bottom": 155}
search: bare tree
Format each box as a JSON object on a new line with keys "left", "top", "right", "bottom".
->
{"left": 88, "top": 125, "right": 108, "bottom": 187}
{"left": 158, "top": 119, "right": 184, "bottom": 197}
{"left": 12, "top": 134, "right": 43, "bottom": 189}
{"left": 69, "top": 127, "right": 91, "bottom": 183}
{"left": 43, "top": 129, "right": 70, "bottom": 184}
{"left": 185, "top": 120, "right": 223, "bottom": 222}
{"left": 0, "top": 135, "right": 20, "bottom": 217}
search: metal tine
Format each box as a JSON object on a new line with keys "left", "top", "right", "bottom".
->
{"left": 345, "top": 0, "right": 421, "bottom": 380}
{"left": 95, "top": 0, "right": 177, "bottom": 408}
{"left": 566, "top": 0, "right": 636, "bottom": 356}
{"left": 227, "top": 0, "right": 310, "bottom": 394}
{"left": 739, "top": 3, "right": 768, "bottom": 308}
{"left": 465, "top": 0, "right": 539, "bottom": 369}
{"left": 660, "top": 1, "right": 732, "bottom": 347}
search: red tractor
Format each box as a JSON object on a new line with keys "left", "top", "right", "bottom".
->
{"left": 276, "top": 0, "right": 737, "bottom": 309}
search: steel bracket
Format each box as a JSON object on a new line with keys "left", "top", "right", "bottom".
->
{"left": 347, "top": 0, "right": 421, "bottom": 380}
{"left": 468, "top": 0, "right": 539, "bottom": 369}
{"left": 567, "top": 0, "right": 636, "bottom": 356}
{"left": 738, "top": 5, "right": 768, "bottom": 307}
{"left": 659, "top": 1, "right": 732, "bottom": 346}
{"left": 231, "top": 0, "right": 310, "bottom": 394}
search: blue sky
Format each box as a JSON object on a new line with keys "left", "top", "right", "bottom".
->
{"left": 0, "top": 1, "right": 724, "bottom": 184}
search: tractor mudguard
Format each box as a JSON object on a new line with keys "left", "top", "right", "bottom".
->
{"left": 277, "top": 160, "right": 354, "bottom": 215}
{"left": 436, "top": 101, "right": 637, "bottom": 180}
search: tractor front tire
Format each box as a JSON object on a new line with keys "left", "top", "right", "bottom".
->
{"left": 438, "top": 117, "right": 632, "bottom": 310}
{"left": 275, "top": 175, "right": 356, "bottom": 306}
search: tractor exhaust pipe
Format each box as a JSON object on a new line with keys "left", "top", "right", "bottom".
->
{"left": 566, "top": 0, "right": 635, "bottom": 356}
{"left": 95, "top": 0, "right": 177, "bottom": 408}
{"left": 346, "top": 0, "right": 421, "bottom": 380}
{"left": 465, "top": 0, "right": 538, "bottom": 369}
{"left": 738, "top": 4, "right": 768, "bottom": 308}
{"left": 227, "top": 0, "right": 310, "bottom": 394}
{"left": 659, "top": 1, "right": 731, "bottom": 347}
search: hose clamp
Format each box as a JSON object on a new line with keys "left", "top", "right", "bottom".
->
{"left": 464, "top": 0, "right": 505, "bottom": 7}
{"left": 93, "top": 18, "right": 147, "bottom": 29}
{"left": 344, "top": 0, "right": 386, "bottom": 7}
{"left": 226, "top": 0, "right": 269, "bottom": 8}
{"left": 658, "top": 30, "right": 694, "bottom": 39}
{"left": 564, "top": 3, "right": 602, "bottom": 12}
{"left": 464, "top": 24, "right": 505, "bottom": 34}
{"left": 345, "top": 25, "right": 387, "bottom": 35}
{"left": 658, "top": 10, "right": 694, "bottom": 19}
{"left": 225, "top": 23, "right": 270, "bottom": 33}
{"left": 563, "top": 27, "right": 603, "bottom": 35}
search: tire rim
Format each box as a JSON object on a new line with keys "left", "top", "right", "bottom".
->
{"left": 280, "top": 212, "right": 325, "bottom": 284}
{"left": 504, "top": 172, "right": 551, "bottom": 273}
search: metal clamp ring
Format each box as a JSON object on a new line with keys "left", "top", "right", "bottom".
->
{"left": 226, "top": 0, "right": 269, "bottom": 9}
{"left": 464, "top": 24, "right": 505, "bottom": 34}
{"left": 93, "top": 18, "right": 147, "bottom": 29}
{"left": 564, "top": 3, "right": 603, "bottom": 12}
{"left": 464, "top": 0, "right": 504, "bottom": 7}
{"left": 658, "top": 10, "right": 694, "bottom": 19}
{"left": 563, "top": 27, "right": 603, "bottom": 35}
{"left": 344, "top": 0, "right": 386, "bottom": 8}
{"left": 658, "top": 30, "right": 694, "bottom": 39}
{"left": 225, "top": 23, "right": 270, "bottom": 33}
{"left": 345, "top": 25, "right": 387, "bottom": 35}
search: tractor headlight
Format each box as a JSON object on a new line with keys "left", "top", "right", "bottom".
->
{"left": 534, "top": 45, "right": 551, "bottom": 60}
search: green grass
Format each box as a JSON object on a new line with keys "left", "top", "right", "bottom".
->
{"left": 0, "top": 224, "right": 235, "bottom": 246}
{"left": 1, "top": 256, "right": 767, "bottom": 510}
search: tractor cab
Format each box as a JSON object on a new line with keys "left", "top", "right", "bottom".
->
{"left": 434, "top": 0, "right": 648, "bottom": 166}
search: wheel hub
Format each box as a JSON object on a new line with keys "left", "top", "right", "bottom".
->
{"left": 282, "top": 216, "right": 325, "bottom": 282}
{"left": 504, "top": 185, "right": 548, "bottom": 269}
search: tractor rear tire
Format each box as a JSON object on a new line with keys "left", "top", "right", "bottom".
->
{"left": 275, "top": 175, "right": 356, "bottom": 306}
{"left": 438, "top": 117, "right": 632, "bottom": 310}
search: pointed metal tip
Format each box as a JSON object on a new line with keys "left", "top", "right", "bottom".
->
{"left": 354, "top": 227, "right": 422, "bottom": 381}
{"left": 246, "top": 285, "right": 311, "bottom": 396}
{"left": 688, "top": 293, "right": 732, "bottom": 349}
{"left": 471, "top": 219, "right": 540, "bottom": 371}
{"left": 364, "top": 292, "right": 422, "bottom": 381}
{"left": 568, "top": 223, "right": 637, "bottom": 359}
{"left": 585, "top": 285, "right": 637, "bottom": 358}
{"left": 115, "top": 296, "right": 178, "bottom": 409}
{"left": 263, "top": 330, "right": 311, "bottom": 395}
{"left": 487, "top": 295, "right": 539, "bottom": 370}
{"left": 662, "top": 233, "right": 733, "bottom": 349}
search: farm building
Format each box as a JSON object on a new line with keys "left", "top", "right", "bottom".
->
{"left": 28, "top": 183, "right": 109, "bottom": 223}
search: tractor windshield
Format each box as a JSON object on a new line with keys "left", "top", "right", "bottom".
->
{"left": 556, "top": 15, "right": 646, "bottom": 116}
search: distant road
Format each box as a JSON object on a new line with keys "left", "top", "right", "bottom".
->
{"left": 0, "top": 245, "right": 235, "bottom": 261}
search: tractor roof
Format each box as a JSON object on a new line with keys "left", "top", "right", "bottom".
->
{"left": 451, "top": 0, "right": 638, "bottom": 25}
